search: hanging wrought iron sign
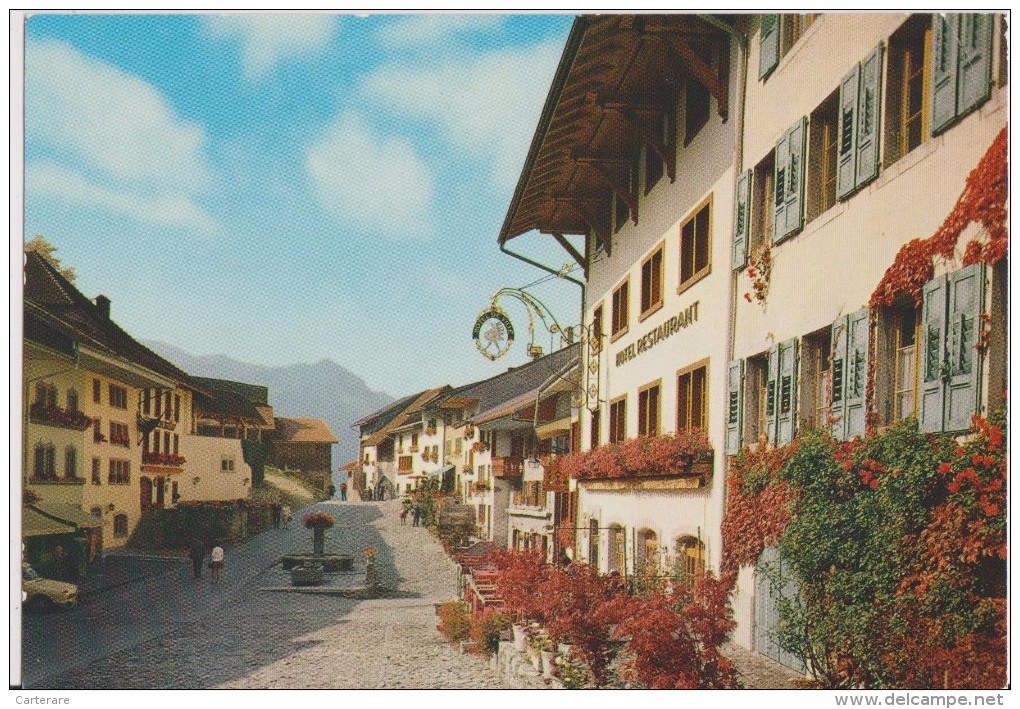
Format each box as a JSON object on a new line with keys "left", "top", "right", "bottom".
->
{"left": 472, "top": 306, "right": 515, "bottom": 361}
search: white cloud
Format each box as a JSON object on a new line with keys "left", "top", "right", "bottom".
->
{"left": 362, "top": 39, "right": 564, "bottom": 190}
{"left": 25, "top": 38, "right": 213, "bottom": 194}
{"left": 306, "top": 112, "right": 435, "bottom": 239}
{"left": 376, "top": 14, "right": 502, "bottom": 49}
{"left": 27, "top": 162, "right": 218, "bottom": 233}
{"left": 204, "top": 14, "right": 337, "bottom": 78}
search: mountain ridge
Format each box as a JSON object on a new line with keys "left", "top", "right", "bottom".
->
{"left": 142, "top": 340, "right": 395, "bottom": 481}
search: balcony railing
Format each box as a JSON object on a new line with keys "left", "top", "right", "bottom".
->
{"left": 29, "top": 402, "right": 92, "bottom": 431}
{"left": 492, "top": 456, "right": 523, "bottom": 479}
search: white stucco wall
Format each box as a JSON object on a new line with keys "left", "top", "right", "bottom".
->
{"left": 178, "top": 435, "right": 251, "bottom": 504}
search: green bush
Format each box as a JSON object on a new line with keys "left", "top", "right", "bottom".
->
{"left": 436, "top": 601, "right": 471, "bottom": 644}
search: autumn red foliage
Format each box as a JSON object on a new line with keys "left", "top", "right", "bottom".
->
{"left": 559, "top": 431, "right": 713, "bottom": 481}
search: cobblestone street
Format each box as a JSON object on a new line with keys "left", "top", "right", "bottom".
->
{"left": 23, "top": 500, "right": 499, "bottom": 689}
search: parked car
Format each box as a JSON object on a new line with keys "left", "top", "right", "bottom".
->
{"left": 22, "top": 563, "right": 77, "bottom": 612}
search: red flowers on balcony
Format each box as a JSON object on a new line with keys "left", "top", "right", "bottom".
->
{"left": 560, "top": 431, "right": 714, "bottom": 481}
{"left": 110, "top": 431, "right": 131, "bottom": 447}
{"left": 142, "top": 452, "right": 186, "bottom": 467}
{"left": 29, "top": 402, "right": 92, "bottom": 431}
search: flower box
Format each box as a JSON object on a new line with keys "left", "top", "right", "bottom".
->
{"left": 29, "top": 402, "right": 92, "bottom": 431}
{"left": 142, "top": 452, "right": 186, "bottom": 467}
{"left": 560, "top": 433, "right": 714, "bottom": 482}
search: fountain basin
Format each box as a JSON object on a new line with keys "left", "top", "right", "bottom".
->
{"left": 281, "top": 554, "right": 353, "bottom": 573}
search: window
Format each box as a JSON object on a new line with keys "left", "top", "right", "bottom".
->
{"left": 885, "top": 15, "right": 932, "bottom": 166}
{"left": 775, "top": 119, "right": 807, "bottom": 241}
{"left": 109, "top": 422, "right": 129, "bottom": 447}
{"left": 679, "top": 198, "right": 711, "bottom": 292}
{"left": 588, "top": 519, "right": 600, "bottom": 568}
{"left": 93, "top": 378, "right": 102, "bottom": 404}
{"left": 398, "top": 456, "right": 413, "bottom": 472}
{"left": 608, "top": 396, "right": 627, "bottom": 444}
{"left": 411, "top": 433, "right": 419, "bottom": 451}
{"left": 108, "top": 459, "right": 130, "bottom": 484}
{"left": 221, "top": 458, "right": 235, "bottom": 472}
{"left": 931, "top": 14, "right": 995, "bottom": 135}
{"left": 636, "top": 529, "right": 659, "bottom": 575}
{"left": 677, "top": 361, "right": 708, "bottom": 432}
{"left": 152, "top": 431, "right": 160, "bottom": 454}
{"left": 144, "top": 389, "right": 151, "bottom": 415}
{"left": 164, "top": 432, "right": 171, "bottom": 454}
{"left": 64, "top": 446, "right": 78, "bottom": 479}
{"left": 590, "top": 409, "right": 601, "bottom": 448}
{"left": 66, "top": 389, "right": 79, "bottom": 414}
{"left": 608, "top": 524, "right": 626, "bottom": 574}
{"left": 611, "top": 278, "right": 630, "bottom": 340}
{"left": 114, "top": 514, "right": 128, "bottom": 537}
{"left": 807, "top": 90, "right": 839, "bottom": 221}
{"left": 831, "top": 312, "right": 868, "bottom": 440}
{"left": 455, "top": 438, "right": 462, "bottom": 455}
{"left": 637, "top": 381, "right": 661, "bottom": 438}
{"left": 35, "top": 383, "right": 56, "bottom": 407}
{"left": 760, "top": 14, "right": 819, "bottom": 79}
{"left": 108, "top": 384, "right": 127, "bottom": 409}
{"left": 92, "top": 458, "right": 101, "bottom": 485}
{"left": 836, "top": 44, "right": 883, "bottom": 200}
{"left": 173, "top": 434, "right": 179, "bottom": 454}
{"left": 93, "top": 417, "right": 104, "bottom": 443}
{"left": 799, "top": 328, "right": 833, "bottom": 430}
{"left": 33, "top": 443, "right": 56, "bottom": 480}
{"left": 744, "top": 354, "right": 770, "bottom": 445}
{"left": 893, "top": 305, "right": 919, "bottom": 422}
{"left": 164, "top": 391, "right": 172, "bottom": 419}
{"left": 751, "top": 152, "right": 775, "bottom": 251}
{"left": 640, "top": 244, "right": 664, "bottom": 318}
{"left": 674, "top": 536, "right": 706, "bottom": 589}
{"left": 174, "top": 394, "right": 181, "bottom": 422}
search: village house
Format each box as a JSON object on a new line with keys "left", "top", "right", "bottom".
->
{"left": 499, "top": 14, "right": 738, "bottom": 583}
{"left": 722, "top": 12, "right": 1008, "bottom": 670}
{"left": 269, "top": 417, "right": 340, "bottom": 493}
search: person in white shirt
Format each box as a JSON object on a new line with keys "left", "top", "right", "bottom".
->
{"left": 210, "top": 544, "right": 224, "bottom": 583}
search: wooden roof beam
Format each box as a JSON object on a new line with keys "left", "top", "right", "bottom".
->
{"left": 657, "top": 34, "right": 729, "bottom": 120}
{"left": 551, "top": 232, "right": 588, "bottom": 278}
{"left": 608, "top": 106, "right": 676, "bottom": 183}
{"left": 579, "top": 160, "right": 638, "bottom": 226}
{"left": 551, "top": 196, "right": 610, "bottom": 254}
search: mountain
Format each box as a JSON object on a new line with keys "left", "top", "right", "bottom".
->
{"left": 142, "top": 340, "right": 395, "bottom": 481}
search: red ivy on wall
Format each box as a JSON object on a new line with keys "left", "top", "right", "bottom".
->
{"left": 871, "top": 128, "right": 1007, "bottom": 309}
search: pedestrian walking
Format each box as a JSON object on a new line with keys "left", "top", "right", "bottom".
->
{"left": 413, "top": 505, "right": 421, "bottom": 527}
{"left": 189, "top": 538, "right": 205, "bottom": 580}
{"left": 340, "top": 482, "right": 347, "bottom": 501}
{"left": 271, "top": 503, "right": 282, "bottom": 529}
{"left": 282, "top": 504, "right": 292, "bottom": 528}
{"left": 210, "top": 544, "right": 224, "bottom": 583}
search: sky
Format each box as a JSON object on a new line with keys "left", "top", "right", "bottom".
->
{"left": 18, "top": 11, "right": 584, "bottom": 399}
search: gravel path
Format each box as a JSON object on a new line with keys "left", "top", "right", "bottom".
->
{"left": 220, "top": 499, "right": 501, "bottom": 689}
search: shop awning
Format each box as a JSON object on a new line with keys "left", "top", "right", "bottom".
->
{"left": 536, "top": 416, "right": 572, "bottom": 440}
{"left": 31, "top": 502, "right": 104, "bottom": 529}
{"left": 427, "top": 464, "right": 456, "bottom": 480}
{"left": 23, "top": 507, "right": 76, "bottom": 538}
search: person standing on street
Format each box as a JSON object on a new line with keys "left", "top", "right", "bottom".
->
{"left": 340, "top": 482, "right": 347, "bottom": 502}
{"left": 282, "top": 504, "right": 292, "bottom": 528}
{"left": 210, "top": 544, "right": 224, "bottom": 583}
{"left": 271, "top": 502, "right": 281, "bottom": 529}
{"left": 189, "top": 538, "right": 205, "bottom": 580}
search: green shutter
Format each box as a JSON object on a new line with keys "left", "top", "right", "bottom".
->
{"left": 855, "top": 44, "right": 884, "bottom": 188}
{"left": 759, "top": 15, "right": 780, "bottom": 80}
{"left": 836, "top": 64, "right": 860, "bottom": 200}
{"left": 733, "top": 169, "right": 752, "bottom": 270}
{"left": 829, "top": 314, "right": 849, "bottom": 439}
{"left": 931, "top": 13, "right": 960, "bottom": 135}
{"left": 776, "top": 338, "right": 799, "bottom": 446}
{"left": 844, "top": 308, "right": 870, "bottom": 439}
{"left": 726, "top": 360, "right": 745, "bottom": 455}
{"left": 919, "top": 275, "right": 948, "bottom": 432}
{"left": 773, "top": 132, "right": 788, "bottom": 241}
{"left": 783, "top": 117, "right": 807, "bottom": 238}
{"left": 957, "top": 14, "right": 994, "bottom": 119}
{"left": 944, "top": 264, "right": 985, "bottom": 431}
{"left": 766, "top": 345, "right": 779, "bottom": 445}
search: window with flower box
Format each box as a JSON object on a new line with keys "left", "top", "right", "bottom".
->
{"left": 108, "top": 459, "right": 130, "bottom": 484}
{"left": 33, "top": 444, "right": 56, "bottom": 480}
{"left": 678, "top": 197, "right": 712, "bottom": 293}
{"left": 609, "top": 396, "right": 627, "bottom": 444}
{"left": 637, "top": 380, "right": 661, "bottom": 438}
{"left": 108, "top": 384, "right": 127, "bottom": 409}
{"left": 109, "top": 422, "right": 130, "bottom": 447}
{"left": 677, "top": 360, "right": 708, "bottom": 433}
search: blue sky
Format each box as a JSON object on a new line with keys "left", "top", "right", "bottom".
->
{"left": 21, "top": 12, "right": 583, "bottom": 398}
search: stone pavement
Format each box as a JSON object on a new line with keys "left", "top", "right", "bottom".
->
{"left": 722, "top": 642, "right": 806, "bottom": 689}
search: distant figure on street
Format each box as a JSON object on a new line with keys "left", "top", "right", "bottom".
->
{"left": 271, "top": 503, "right": 282, "bottom": 529}
{"left": 189, "top": 539, "right": 205, "bottom": 580}
{"left": 340, "top": 482, "right": 347, "bottom": 501}
{"left": 282, "top": 504, "right": 292, "bottom": 528}
{"left": 328, "top": 483, "right": 336, "bottom": 499}
{"left": 413, "top": 505, "right": 422, "bottom": 527}
{"left": 210, "top": 544, "right": 224, "bottom": 583}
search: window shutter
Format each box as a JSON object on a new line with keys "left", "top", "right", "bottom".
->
{"left": 855, "top": 44, "right": 884, "bottom": 188}
{"left": 957, "top": 14, "right": 994, "bottom": 119}
{"left": 776, "top": 338, "right": 799, "bottom": 446}
{"left": 778, "top": 118, "right": 807, "bottom": 240}
{"left": 844, "top": 308, "right": 870, "bottom": 439}
{"left": 766, "top": 345, "right": 779, "bottom": 445}
{"left": 759, "top": 15, "right": 780, "bottom": 80}
{"left": 726, "top": 360, "right": 745, "bottom": 455}
{"left": 829, "top": 314, "right": 849, "bottom": 439}
{"left": 919, "top": 274, "right": 949, "bottom": 432}
{"left": 931, "top": 13, "right": 960, "bottom": 135}
{"left": 944, "top": 264, "right": 985, "bottom": 431}
{"left": 773, "top": 132, "right": 789, "bottom": 242}
{"left": 733, "top": 169, "right": 752, "bottom": 270}
{"left": 836, "top": 64, "right": 860, "bottom": 200}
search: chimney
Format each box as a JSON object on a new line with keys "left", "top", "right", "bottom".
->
{"left": 95, "top": 295, "right": 111, "bottom": 319}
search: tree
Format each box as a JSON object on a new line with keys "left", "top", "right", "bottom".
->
{"left": 25, "top": 235, "right": 76, "bottom": 283}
